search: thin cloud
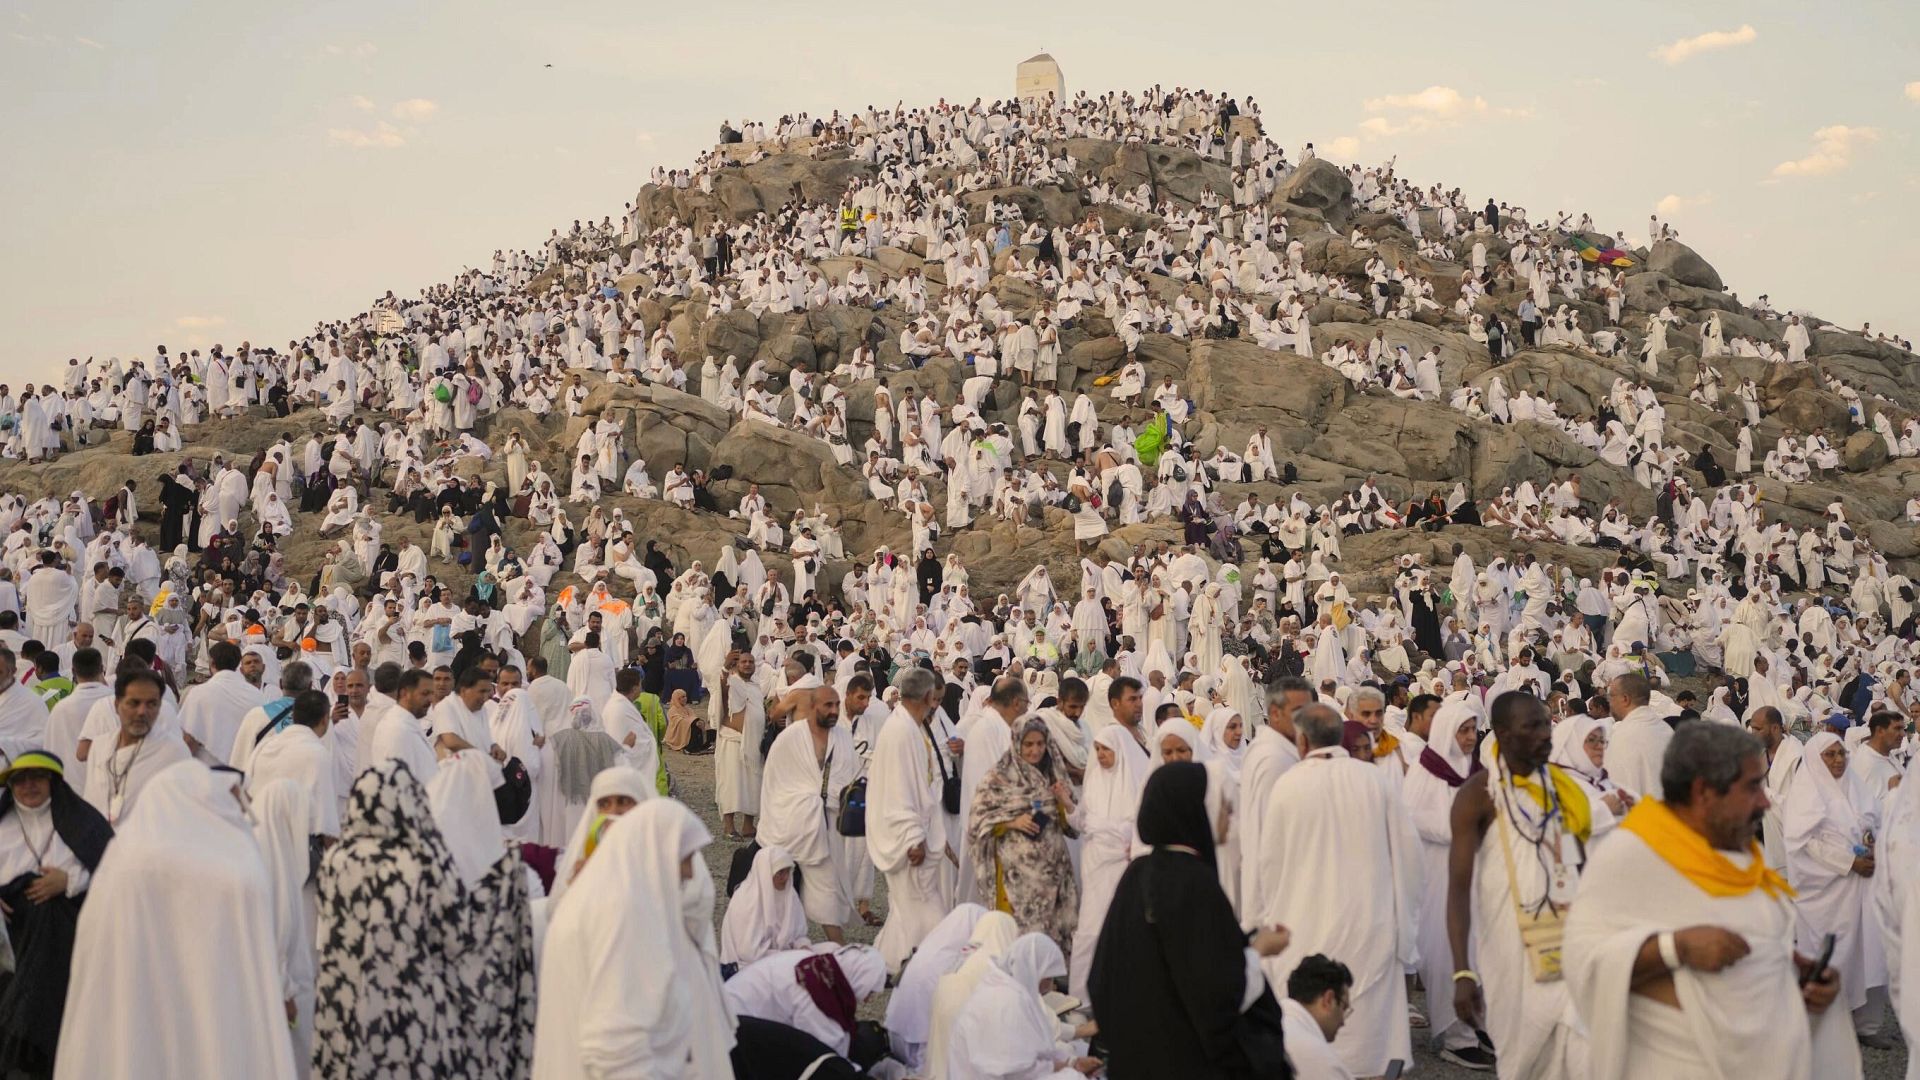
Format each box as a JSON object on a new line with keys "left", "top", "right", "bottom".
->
{"left": 1353, "top": 85, "right": 1527, "bottom": 139}
{"left": 1772, "top": 125, "right": 1879, "bottom": 177}
{"left": 325, "top": 41, "right": 378, "bottom": 58}
{"left": 328, "top": 122, "right": 407, "bottom": 149}
{"left": 1906, "top": 81, "right": 1920, "bottom": 104}
{"left": 351, "top": 95, "right": 375, "bottom": 112}
{"left": 391, "top": 98, "right": 438, "bottom": 122}
{"left": 73, "top": 36, "right": 104, "bottom": 50}
{"left": 1655, "top": 192, "right": 1714, "bottom": 214}
{"left": 174, "top": 315, "right": 227, "bottom": 329}
{"left": 1651, "top": 25, "right": 1757, "bottom": 65}
{"left": 1363, "top": 85, "right": 1488, "bottom": 118}
{"left": 1321, "top": 135, "right": 1362, "bottom": 160}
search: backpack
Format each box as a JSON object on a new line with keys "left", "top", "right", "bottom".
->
{"left": 493, "top": 757, "right": 532, "bottom": 824}
{"left": 727, "top": 841, "right": 807, "bottom": 898}
{"left": 249, "top": 698, "right": 299, "bottom": 748}
{"left": 836, "top": 777, "right": 868, "bottom": 837}
{"left": 1107, "top": 478, "right": 1125, "bottom": 509}
{"left": 465, "top": 379, "right": 483, "bottom": 405}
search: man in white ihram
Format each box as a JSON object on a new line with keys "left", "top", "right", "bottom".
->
{"left": 24, "top": 551, "right": 79, "bottom": 649}
{"left": 1253, "top": 703, "right": 1419, "bottom": 1079}
{"left": 867, "top": 667, "right": 955, "bottom": 974}
{"left": 756, "top": 680, "right": 859, "bottom": 945}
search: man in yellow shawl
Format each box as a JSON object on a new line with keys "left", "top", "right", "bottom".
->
{"left": 1562, "top": 722, "right": 1857, "bottom": 1079}
{"left": 1447, "top": 690, "right": 1590, "bottom": 1077}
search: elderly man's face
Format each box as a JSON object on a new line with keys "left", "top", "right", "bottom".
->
{"left": 1349, "top": 696, "right": 1385, "bottom": 732}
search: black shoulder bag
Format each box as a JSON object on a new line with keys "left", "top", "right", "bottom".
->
{"left": 920, "top": 718, "right": 961, "bottom": 815}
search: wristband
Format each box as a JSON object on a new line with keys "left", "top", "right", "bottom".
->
{"left": 1657, "top": 931, "right": 1681, "bottom": 971}
{"left": 1451, "top": 969, "right": 1479, "bottom": 984}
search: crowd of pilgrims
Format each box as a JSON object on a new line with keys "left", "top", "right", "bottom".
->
{"left": 0, "top": 84, "right": 1914, "bottom": 1079}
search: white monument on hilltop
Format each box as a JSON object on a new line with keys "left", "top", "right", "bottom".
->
{"left": 1015, "top": 53, "right": 1064, "bottom": 105}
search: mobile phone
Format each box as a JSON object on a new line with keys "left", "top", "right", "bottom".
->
{"left": 1384, "top": 1061, "right": 1405, "bottom": 1080}
{"left": 1802, "top": 933, "right": 1836, "bottom": 987}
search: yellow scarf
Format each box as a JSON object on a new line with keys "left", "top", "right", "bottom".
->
{"left": 1371, "top": 730, "right": 1400, "bottom": 761}
{"left": 1507, "top": 764, "right": 1594, "bottom": 845}
{"left": 1620, "top": 798, "right": 1794, "bottom": 899}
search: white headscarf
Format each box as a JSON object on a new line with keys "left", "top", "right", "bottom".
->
{"left": 946, "top": 934, "right": 1069, "bottom": 1078}
{"left": 718, "top": 844, "right": 808, "bottom": 967}
{"left": 1149, "top": 717, "right": 1206, "bottom": 768}
{"left": 426, "top": 748, "right": 506, "bottom": 887}
{"left": 61, "top": 761, "right": 297, "bottom": 1079}
{"left": 1200, "top": 708, "right": 1246, "bottom": 772}
{"left": 885, "top": 902, "right": 988, "bottom": 1056}
{"left": 1085, "top": 725, "right": 1148, "bottom": 826}
{"left": 927, "top": 911, "right": 1021, "bottom": 1075}
{"left": 1548, "top": 715, "right": 1607, "bottom": 787}
{"left": 1784, "top": 732, "right": 1875, "bottom": 850}
{"left": 549, "top": 765, "right": 653, "bottom": 907}
{"left": 532, "top": 799, "right": 734, "bottom": 1079}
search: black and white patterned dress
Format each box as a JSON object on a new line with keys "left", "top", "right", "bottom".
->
{"left": 314, "top": 760, "right": 533, "bottom": 1078}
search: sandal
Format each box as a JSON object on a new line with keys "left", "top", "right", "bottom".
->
{"left": 858, "top": 907, "right": 883, "bottom": 927}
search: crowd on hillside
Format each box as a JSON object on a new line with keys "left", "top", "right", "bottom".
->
{"left": 0, "top": 84, "right": 1915, "bottom": 1079}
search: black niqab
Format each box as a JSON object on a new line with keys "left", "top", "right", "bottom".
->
{"left": 1088, "top": 763, "right": 1290, "bottom": 1079}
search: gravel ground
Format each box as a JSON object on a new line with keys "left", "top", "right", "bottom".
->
{"left": 670, "top": 748, "right": 1910, "bottom": 1076}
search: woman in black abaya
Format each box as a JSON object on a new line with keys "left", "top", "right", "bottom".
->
{"left": 1409, "top": 579, "right": 1445, "bottom": 661}
{"left": 1087, "top": 762, "right": 1292, "bottom": 1080}
{"left": 0, "top": 751, "right": 112, "bottom": 1078}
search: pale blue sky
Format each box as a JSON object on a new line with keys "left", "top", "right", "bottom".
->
{"left": 3, "top": 0, "right": 1914, "bottom": 385}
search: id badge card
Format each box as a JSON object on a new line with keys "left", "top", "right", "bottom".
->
{"left": 1547, "top": 859, "right": 1576, "bottom": 905}
{"left": 1547, "top": 831, "right": 1577, "bottom": 904}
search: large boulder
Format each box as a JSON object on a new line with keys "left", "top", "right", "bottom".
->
{"left": 1845, "top": 430, "right": 1889, "bottom": 473}
{"left": 1187, "top": 339, "right": 1347, "bottom": 451}
{"left": 960, "top": 186, "right": 1082, "bottom": 229}
{"left": 1773, "top": 387, "right": 1851, "bottom": 434}
{"left": 697, "top": 308, "right": 763, "bottom": 362}
{"left": 1646, "top": 240, "right": 1723, "bottom": 292}
{"left": 1303, "top": 399, "right": 1571, "bottom": 503}
{"left": 1811, "top": 328, "right": 1915, "bottom": 367}
{"left": 1273, "top": 158, "right": 1352, "bottom": 216}
{"left": 709, "top": 422, "right": 866, "bottom": 515}
{"left": 1474, "top": 350, "right": 1642, "bottom": 418}
{"left": 1313, "top": 320, "right": 1488, "bottom": 388}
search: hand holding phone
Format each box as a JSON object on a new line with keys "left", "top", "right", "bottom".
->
{"left": 1801, "top": 933, "right": 1836, "bottom": 987}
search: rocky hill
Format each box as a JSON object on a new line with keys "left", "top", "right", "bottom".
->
{"left": 9, "top": 125, "right": 1918, "bottom": 616}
